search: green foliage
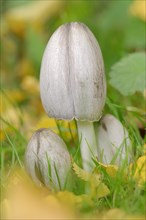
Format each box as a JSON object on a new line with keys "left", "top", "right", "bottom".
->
{"left": 1, "top": 0, "right": 32, "bottom": 13}
{"left": 25, "top": 28, "right": 46, "bottom": 73}
{"left": 109, "top": 52, "right": 145, "bottom": 96}
{"left": 124, "top": 18, "right": 146, "bottom": 49}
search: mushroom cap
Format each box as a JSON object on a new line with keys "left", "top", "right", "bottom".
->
{"left": 97, "top": 114, "right": 131, "bottom": 165}
{"left": 40, "top": 22, "right": 106, "bottom": 121}
{"left": 25, "top": 128, "right": 71, "bottom": 190}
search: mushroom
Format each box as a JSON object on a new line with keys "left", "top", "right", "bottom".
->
{"left": 40, "top": 22, "right": 106, "bottom": 171}
{"left": 25, "top": 128, "right": 72, "bottom": 190}
{"left": 96, "top": 114, "right": 132, "bottom": 165}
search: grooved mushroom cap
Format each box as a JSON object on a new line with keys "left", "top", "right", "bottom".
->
{"left": 25, "top": 128, "right": 71, "bottom": 190}
{"left": 97, "top": 114, "right": 131, "bottom": 165}
{"left": 40, "top": 22, "right": 106, "bottom": 121}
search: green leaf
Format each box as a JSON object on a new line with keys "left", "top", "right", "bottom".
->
{"left": 109, "top": 52, "right": 146, "bottom": 96}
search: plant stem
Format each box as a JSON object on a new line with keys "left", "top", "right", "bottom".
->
{"left": 77, "top": 121, "right": 97, "bottom": 171}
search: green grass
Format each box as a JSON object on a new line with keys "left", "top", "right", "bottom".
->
{"left": 0, "top": 101, "right": 145, "bottom": 217}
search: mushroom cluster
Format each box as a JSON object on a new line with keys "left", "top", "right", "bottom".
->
{"left": 25, "top": 22, "right": 131, "bottom": 189}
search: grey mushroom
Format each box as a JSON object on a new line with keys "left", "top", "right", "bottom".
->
{"left": 25, "top": 128, "right": 72, "bottom": 190}
{"left": 96, "top": 114, "right": 132, "bottom": 165}
{"left": 40, "top": 22, "right": 106, "bottom": 171}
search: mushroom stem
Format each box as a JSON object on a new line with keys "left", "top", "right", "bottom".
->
{"left": 77, "top": 121, "right": 97, "bottom": 171}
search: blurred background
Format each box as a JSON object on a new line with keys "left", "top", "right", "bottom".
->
{"left": 1, "top": 0, "right": 145, "bottom": 141}
{"left": 1, "top": 2, "right": 146, "bottom": 219}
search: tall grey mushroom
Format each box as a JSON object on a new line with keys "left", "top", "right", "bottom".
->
{"left": 40, "top": 22, "right": 106, "bottom": 171}
{"left": 96, "top": 114, "right": 132, "bottom": 165}
{"left": 25, "top": 128, "right": 72, "bottom": 190}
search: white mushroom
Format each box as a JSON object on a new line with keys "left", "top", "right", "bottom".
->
{"left": 25, "top": 128, "right": 71, "bottom": 190}
{"left": 96, "top": 114, "right": 132, "bottom": 165}
{"left": 40, "top": 22, "right": 106, "bottom": 171}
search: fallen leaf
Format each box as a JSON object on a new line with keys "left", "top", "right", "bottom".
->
{"left": 3, "top": 168, "right": 75, "bottom": 219}
{"left": 96, "top": 161, "right": 119, "bottom": 178}
{"left": 21, "top": 75, "right": 40, "bottom": 95}
{"left": 73, "top": 162, "right": 93, "bottom": 182}
{"left": 5, "top": 1, "right": 64, "bottom": 36}
{"left": 56, "top": 191, "right": 93, "bottom": 208}
{"left": 16, "top": 59, "right": 35, "bottom": 78}
{"left": 129, "top": 0, "right": 146, "bottom": 22}
{"left": 73, "top": 162, "right": 110, "bottom": 198}
{"left": 143, "top": 144, "right": 146, "bottom": 154}
{"left": 36, "top": 116, "right": 77, "bottom": 142}
{"left": 36, "top": 116, "right": 58, "bottom": 132}
{"left": 133, "top": 155, "right": 146, "bottom": 185}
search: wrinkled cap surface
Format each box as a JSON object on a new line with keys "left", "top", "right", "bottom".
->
{"left": 40, "top": 22, "right": 106, "bottom": 121}
{"left": 25, "top": 128, "right": 71, "bottom": 190}
{"left": 97, "top": 114, "right": 131, "bottom": 165}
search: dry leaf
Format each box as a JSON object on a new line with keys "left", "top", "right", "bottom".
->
{"left": 133, "top": 155, "right": 146, "bottom": 185}
{"left": 73, "top": 162, "right": 93, "bottom": 182}
{"left": 36, "top": 116, "right": 77, "bottom": 141}
{"left": 2, "top": 168, "right": 75, "bottom": 220}
{"left": 101, "top": 208, "right": 145, "bottom": 220}
{"left": 21, "top": 75, "right": 40, "bottom": 95}
{"left": 73, "top": 162, "right": 110, "bottom": 198}
{"left": 129, "top": 0, "right": 146, "bottom": 22}
{"left": 36, "top": 116, "right": 58, "bottom": 132}
{"left": 143, "top": 144, "right": 146, "bottom": 154}
{"left": 17, "top": 59, "right": 35, "bottom": 78}
{"left": 56, "top": 191, "right": 93, "bottom": 208}
{"left": 96, "top": 161, "right": 119, "bottom": 178}
{"left": 5, "top": 1, "right": 64, "bottom": 36}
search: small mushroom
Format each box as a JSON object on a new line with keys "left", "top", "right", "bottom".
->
{"left": 25, "top": 128, "right": 72, "bottom": 190}
{"left": 40, "top": 22, "right": 106, "bottom": 171}
{"left": 96, "top": 114, "right": 132, "bottom": 165}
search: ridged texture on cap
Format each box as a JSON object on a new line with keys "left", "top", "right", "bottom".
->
{"left": 40, "top": 22, "right": 106, "bottom": 121}
{"left": 97, "top": 114, "right": 131, "bottom": 165}
{"left": 25, "top": 128, "right": 71, "bottom": 190}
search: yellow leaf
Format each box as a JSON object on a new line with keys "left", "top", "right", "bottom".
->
{"left": 0, "top": 129, "right": 5, "bottom": 141}
{"left": 3, "top": 168, "right": 75, "bottom": 220}
{"left": 0, "top": 89, "right": 25, "bottom": 115}
{"left": 96, "top": 182, "right": 110, "bottom": 199}
{"left": 133, "top": 155, "right": 146, "bottom": 185}
{"left": 21, "top": 75, "right": 39, "bottom": 95}
{"left": 56, "top": 191, "right": 93, "bottom": 208}
{"left": 1, "top": 199, "right": 11, "bottom": 219}
{"left": 129, "top": 0, "right": 146, "bottom": 22}
{"left": 0, "top": 89, "right": 38, "bottom": 140}
{"left": 73, "top": 162, "right": 92, "bottom": 182}
{"left": 17, "top": 59, "right": 35, "bottom": 78}
{"left": 95, "top": 161, "right": 118, "bottom": 177}
{"left": 36, "top": 115, "right": 58, "bottom": 133}
{"left": 101, "top": 208, "right": 145, "bottom": 220}
{"left": 73, "top": 163, "right": 110, "bottom": 198}
{"left": 7, "top": 90, "right": 26, "bottom": 103}
{"left": 102, "top": 208, "right": 126, "bottom": 219}
{"left": 36, "top": 116, "right": 77, "bottom": 141}
{"left": 143, "top": 144, "right": 146, "bottom": 154}
{"left": 2, "top": 106, "right": 21, "bottom": 131}
{"left": 44, "top": 195, "right": 61, "bottom": 208}
{"left": 57, "top": 120, "right": 77, "bottom": 141}
{"left": 5, "top": 1, "right": 64, "bottom": 36}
